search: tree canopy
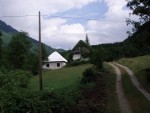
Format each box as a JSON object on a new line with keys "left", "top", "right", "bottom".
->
{"left": 41, "top": 44, "right": 48, "bottom": 60}
{"left": 127, "top": 0, "right": 150, "bottom": 22}
{"left": 126, "top": 0, "right": 150, "bottom": 33}
{"left": 8, "top": 32, "right": 32, "bottom": 69}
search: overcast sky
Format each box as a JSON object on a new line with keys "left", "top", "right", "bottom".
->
{"left": 0, "top": 0, "right": 137, "bottom": 50}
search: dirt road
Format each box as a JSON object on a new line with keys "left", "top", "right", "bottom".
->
{"left": 114, "top": 62, "right": 150, "bottom": 101}
{"left": 109, "top": 63, "right": 132, "bottom": 113}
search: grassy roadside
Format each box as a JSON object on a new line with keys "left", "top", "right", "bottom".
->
{"left": 119, "top": 67, "right": 150, "bottom": 113}
{"left": 104, "top": 63, "right": 120, "bottom": 113}
{"left": 29, "top": 64, "right": 91, "bottom": 93}
{"left": 117, "top": 55, "right": 150, "bottom": 92}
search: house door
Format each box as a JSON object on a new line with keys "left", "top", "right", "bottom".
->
{"left": 46, "top": 63, "right": 49, "bottom": 67}
{"left": 57, "top": 63, "right": 60, "bottom": 67}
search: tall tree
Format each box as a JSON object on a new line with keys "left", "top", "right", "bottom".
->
{"left": 85, "top": 34, "right": 90, "bottom": 45}
{"left": 126, "top": 0, "right": 150, "bottom": 33}
{"left": 8, "top": 32, "right": 32, "bottom": 69}
{"left": 41, "top": 44, "right": 48, "bottom": 61}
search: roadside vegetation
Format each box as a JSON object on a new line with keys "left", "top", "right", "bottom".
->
{"left": 117, "top": 55, "right": 150, "bottom": 92}
{"left": 104, "top": 63, "right": 120, "bottom": 113}
{"left": 119, "top": 67, "right": 150, "bottom": 113}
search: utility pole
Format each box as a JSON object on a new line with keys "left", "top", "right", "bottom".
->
{"left": 39, "top": 11, "right": 43, "bottom": 90}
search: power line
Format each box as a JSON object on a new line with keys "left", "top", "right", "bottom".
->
{"left": 0, "top": 15, "right": 38, "bottom": 18}
{"left": 43, "top": 15, "right": 125, "bottom": 22}
{"left": 0, "top": 14, "right": 125, "bottom": 22}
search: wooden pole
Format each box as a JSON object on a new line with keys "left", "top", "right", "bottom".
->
{"left": 39, "top": 11, "right": 43, "bottom": 90}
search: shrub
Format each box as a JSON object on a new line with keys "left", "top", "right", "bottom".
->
{"left": 0, "top": 90, "right": 59, "bottom": 113}
{"left": 0, "top": 69, "right": 32, "bottom": 89}
{"left": 81, "top": 67, "right": 96, "bottom": 84}
{"left": 0, "top": 69, "right": 58, "bottom": 113}
{"left": 68, "top": 60, "right": 88, "bottom": 67}
{"left": 82, "top": 82, "right": 96, "bottom": 89}
{"left": 90, "top": 52, "right": 103, "bottom": 69}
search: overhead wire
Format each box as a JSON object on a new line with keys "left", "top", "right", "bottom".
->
{"left": 0, "top": 14, "right": 125, "bottom": 22}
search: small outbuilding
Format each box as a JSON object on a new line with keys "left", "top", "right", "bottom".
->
{"left": 72, "top": 40, "right": 93, "bottom": 61}
{"left": 42, "top": 51, "right": 67, "bottom": 70}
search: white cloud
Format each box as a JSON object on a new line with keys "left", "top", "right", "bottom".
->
{"left": 42, "top": 22, "right": 86, "bottom": 49}
{"left": 0, "top": 0, "right": 137, "bottom": 50}
{"left": 0, "top": 0, "right": 96, "bottom": 15}
{"left": 0, "top": 0, "right": 96, "bottom": 49}
{"left": 85, "top": 0, "right": 135, "bottom": 45}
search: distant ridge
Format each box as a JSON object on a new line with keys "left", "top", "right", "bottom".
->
{"left": 0, "top": 20, "right": 18, "bottom": 33}
{"left": 0, "top": 20, "right": 65, "bottom": 54}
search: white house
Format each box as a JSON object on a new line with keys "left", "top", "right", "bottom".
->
{"left": 72, "top": 52, "right": 81, "bottom": 60}
{"left": 72, "top": 40, "right": 93, "bottom": 61}
{"left": 42, "top": 51, "right": 67, "bottom": 70}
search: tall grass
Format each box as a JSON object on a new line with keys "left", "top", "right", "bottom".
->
{"left": 117, "top": 55, "right": 150, "bottom": 92}
{"left": 120, "top": 68, "right": 150, "bottom": 113}
{"left": 117, "top": 55, "right": 150, "bottom": 71}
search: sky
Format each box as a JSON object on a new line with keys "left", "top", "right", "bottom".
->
{"left": 0, "top": 0, "right": 137, "bottom": 50}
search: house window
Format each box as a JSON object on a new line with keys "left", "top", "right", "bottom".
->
{"left": 46, "top": 63, "right": 49, "bottom": 67}
{"left": 57, "top": 63, "right": 60, "bottom": 67}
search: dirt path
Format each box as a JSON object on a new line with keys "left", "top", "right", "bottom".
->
{"left": 114, "top": 62, "right": 150, "bottom": 101}
{"left": 109, "top": 63, "right": 132, "bottom": 113}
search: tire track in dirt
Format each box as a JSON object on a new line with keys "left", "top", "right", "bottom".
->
{"left": 114, "top": 62, "right": 150, "bottom": 101}
{"left": 109, "top": 63, "right": 132, "bottom": 113}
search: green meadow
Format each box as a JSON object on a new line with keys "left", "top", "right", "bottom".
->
{"left": 29, "top": 64, "right": 92, "bottom": 93}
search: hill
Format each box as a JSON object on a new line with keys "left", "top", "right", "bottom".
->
{"left": 92, "top": 21, "right": 150, "bottom": 61}
{"left": 0, "top": 20, "right": 64, "bottom": 54}
{"left": 117, "top": 55, "right": 150, "bottom": 92}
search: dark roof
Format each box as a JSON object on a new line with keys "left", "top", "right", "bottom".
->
{"left": 72, "top": 40, "right": 93, "bottom": 54}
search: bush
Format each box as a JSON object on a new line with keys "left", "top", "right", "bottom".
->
{"left": 0, "top": 69, "right": 32, "bottom": 89}
{"left": 0, "top": 90, "right": 60, "bottom": 113}
{"left": 90, "top": 52, "right": 103, "bottom": 69}
{"left": 68, "top": 60, "right": 88, "bottom": 67}
{"left": 0, "top": 69, "right": 59, "bottom": 113}
{"left": 81, "top": 67, "right": 96, "bottom": 84}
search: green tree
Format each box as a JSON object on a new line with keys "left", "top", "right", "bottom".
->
{"left": 85, "top": 34, "right": 90, "bottom": 45}
{"left": 8, "top": 32, "right": 32, "bottom": 69}
{"left": 127, "top": 0, "right": 150, "bottom": 22}
{"left": 90, "top": 51, "right": 103, "bottom": 69}
{"left": 126, "top": 0, "right": 150, "bottom": 33}
{"left": 41, "top": 44, "right": 48, "bottom": 61}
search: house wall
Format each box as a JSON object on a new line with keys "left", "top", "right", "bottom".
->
{"left": 73, "top": 54, "right": 81, "bottom": 60}
{"left": 42, "top": 62, "right": 67, "bottom": 70}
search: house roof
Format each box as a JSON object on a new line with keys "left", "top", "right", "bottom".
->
{"left": 72, "top": 40, "right": 93, "bottom": 54}
{"left": 47, "top": 51, "right": 67, "bottom": 62}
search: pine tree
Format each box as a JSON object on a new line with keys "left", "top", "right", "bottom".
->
{"left": 85, "top": 34, "right": 90, "bottom": 45}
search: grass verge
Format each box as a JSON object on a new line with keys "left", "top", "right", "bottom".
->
{"left": 104, "top": 63, "right": 120, "bottom": 113}
{"left": 120, "top": 67, "right": 150, "bottom": 113}
{"left": 117, "top": 55, "right": 150, "bottom": 92}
